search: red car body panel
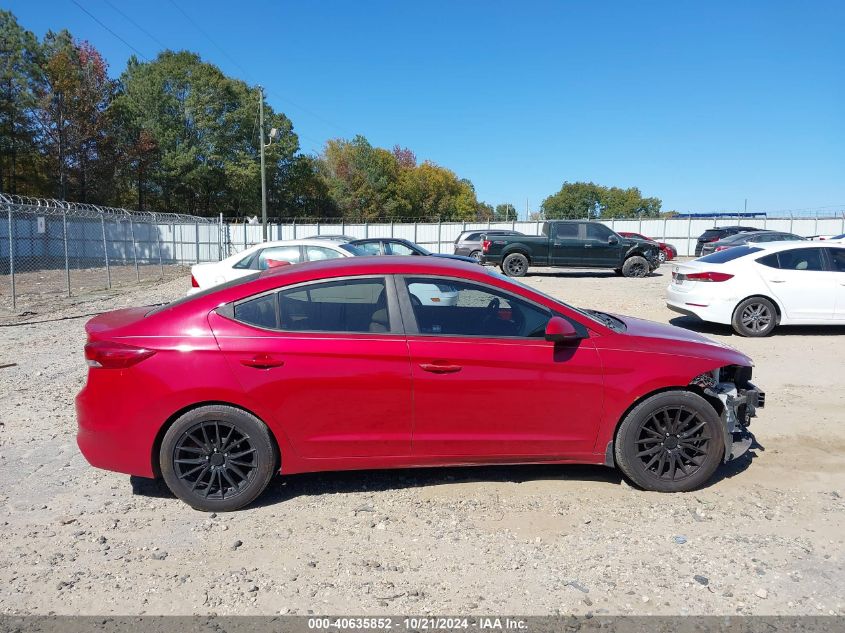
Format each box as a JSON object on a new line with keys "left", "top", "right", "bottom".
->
{"left": 76, "top": 257, "right": 751, "bottom": 479}
{"left": 618, "top": 232, "right": 676, "bottom": 260}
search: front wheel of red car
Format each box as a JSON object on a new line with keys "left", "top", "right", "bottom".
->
{"left": 614, "top": 391, "right": 725, "bottom": 492}
{"left": 160, "top": 405, "right": 277, "bottom": 512}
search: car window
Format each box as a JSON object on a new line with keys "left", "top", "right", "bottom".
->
{"left": 554, "top": 223, "right": 579, "bottom": 239}
{"left": 305, "top": 245, "right": 343, "bottom": 261}
{"left": 404, "top": 277, "right": 551, "bottom": 338}
{"left": 829, "top": 248, "right": 845, "bottom": 273}
{"left": 585, "top": 223, "right": 612, "bottom": 241}
{"left": 776, "top": 248, "right": 825, "bottom": 271}
{"left": 387, "top": 242, "right": 416, "bottom": 256}
{"left": 698, "top": 246, "right": 763, "bottom": 263}
{"left": 278, "top": 278, "right": 388, "bottom": 333}
{"left": 756, "top": 253, "right": 780, "bottom": 269}
{"left": 701, "top": 229, "right": 724, "bottom": 240}
{"left": 233, "top": 293, "right": 278, "bottom": 329}
{"left": 355, "top": 241, "right": 382, "bottom": 255}
{"left": 257, "top": 246, "right": 302, "bottom": 270}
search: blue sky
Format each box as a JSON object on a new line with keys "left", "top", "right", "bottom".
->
{"left": 8, "top": 1, "right": 844, "bottom": 217}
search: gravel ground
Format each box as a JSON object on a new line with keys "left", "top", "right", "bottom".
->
{"left": 0, "top": 264, "right": 843, "bottom": 616}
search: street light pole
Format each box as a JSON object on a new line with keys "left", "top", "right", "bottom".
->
{"left": 258, "top": 86, "right": 268, "bottom": 242}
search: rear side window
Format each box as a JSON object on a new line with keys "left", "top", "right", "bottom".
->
{"left": 278, "top": 278, "right": 388, "bottom": 333}
{"left": 756, "top": 248, "right": 827, "bottom": 271}
{"left": 697, "top": 246, "right": 762, "bottom": 263}
{"left": 701, "top": 230, "right": 724, "bottom": 240}
{"left": 555, "top": 223, "right": 579, "bottom": 239}
{"left": 234, "top": 293, "right": 278, "bottom": 329}
{"left": 775, "top": 248, "right": 825, "bottom": 271}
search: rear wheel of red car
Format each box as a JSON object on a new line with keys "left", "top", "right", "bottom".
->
{"left": 614, "top": 391, "right": 725, "bottom": 492}
{"left": 160, "top": 405, "right": 277, "bottom": 512}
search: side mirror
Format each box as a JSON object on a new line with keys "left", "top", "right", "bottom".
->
{"left": 545, "top": 316, "right": 581, "bottom": 343}
{"left": 608, "top": 235, "right": 619, "bottom": 245}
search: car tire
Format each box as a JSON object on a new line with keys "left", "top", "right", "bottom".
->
{"left": 502, "top": 252, "right": 529, "bottom": 277}
{"left": 614, "top": 390, "right": 725, "bottom": 492}
{"left": 621, "top": 256, "right": 649, "bottom": 278}
{"left": 469, "top": 250, "right": 482, "bottom": 263}
{"left": 731, "top": 296, "right": 777, "bottom": 337}
{"left": 658, "top": 250, "right": 667, "bottom": 264}
{"left": 160, "top": 405, "right": 277, "bottom": 512}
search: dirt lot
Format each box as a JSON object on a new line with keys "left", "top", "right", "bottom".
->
{"left": 0, "top": 265, "right": 842, "bottom": 616}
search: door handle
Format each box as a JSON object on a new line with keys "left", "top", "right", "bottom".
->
{"left": 553, "top": 242, "right": 562, "bottom": 247}
{"left": 419, "top": 363, "right": 462, "bottom": 374}
{"left": 769, "top": 279, "right": 786, "bottom": 283}
{"left": 584, "top": 244, "right": 592, "bottom": 248}
{"left": 241, "top": 354, "right": 285, "bottom": 369}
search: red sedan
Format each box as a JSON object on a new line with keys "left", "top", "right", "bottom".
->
{"left": 618, "top": 232, "right": 677, "bottom": 263}
{"left": 77, "top": 257, "right": 763, "bottom": 511}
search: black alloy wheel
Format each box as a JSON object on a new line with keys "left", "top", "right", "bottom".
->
{"left": 160, "top": 405, "right": 277, "bottom": 511}
{"left": 614, "top": 391, "right": 724, "bottom": 492}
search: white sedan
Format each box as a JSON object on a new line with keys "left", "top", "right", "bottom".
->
{"left": 667, "top": 241, "right": 845, "bottom": 336}
{"left": 190, "top": 239, "right": 358, "bottom": 292}
{"left": 190, "top": 240, "right": 458, "bottom": 306}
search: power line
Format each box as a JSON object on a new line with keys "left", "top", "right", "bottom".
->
{"left": 69, "top": 0, "right": 149, "bottom": 61}
{"left": 102, "top": 0, "right": 168, "bottom": 52}
{"left": 167, "top": 0, "right": 254, "bottom": 80}
{"left": 166, "top": 0, "right": 351, "bottom": 139}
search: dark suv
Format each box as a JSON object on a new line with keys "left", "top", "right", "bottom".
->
{"left": 695, "top": 226, "right": 759, "bottom": 256}
{"left": 454, "top": 229, "right": 523, "bottom": 261}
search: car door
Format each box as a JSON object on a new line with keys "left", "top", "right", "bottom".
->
{"left": 828, "top": 247, "right": 845, "bottom": 320}
{"left": 209, "top": 276, "right": 413, "bottom": 458}
{"left": 550, "top": 223, "right": 584, "bottom": 265}
{"left": 757, "top": 247, "right": 835, "bottom": 321}
{"left": 583, "top": 223, "right": 624, "bottom": 266}
{"left": 399, "top": 275, "right": 604, "bottom": 458}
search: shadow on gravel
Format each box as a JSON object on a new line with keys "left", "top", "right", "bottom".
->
{"left": 257, "top": 463, "right": 625, "bottom": 507}
{"left": 525, "top": 270, "right": 665, "bottom": 279}
{"left": 130, "top": 444, "right": 762, "bottom": 508}
{"left": 670, "top": 315, "right": 845, "bottom": 337}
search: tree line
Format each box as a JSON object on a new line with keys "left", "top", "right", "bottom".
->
{"left": 0, "top": 10, "right": 661, "bottom": 221}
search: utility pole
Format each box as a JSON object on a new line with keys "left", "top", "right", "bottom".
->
{"left": 258, "top": 86, "right": 268, "bottom": 242}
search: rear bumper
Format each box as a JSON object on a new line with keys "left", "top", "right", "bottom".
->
{"left": 666, "top": 286, "right": 735, "bottom": 325}
{"left": 75, "top": 380, "right": 158, "bottom": 478}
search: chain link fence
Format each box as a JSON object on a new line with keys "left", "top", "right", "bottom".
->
{"left": 0, "top": 195, "right": 223, "bottom": 315}
{"left": 4, "top": 194, "right": 845, "bottom": 317}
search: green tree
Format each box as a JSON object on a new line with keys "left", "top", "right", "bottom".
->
{"left": 0, "top": 10, "right": 42, "bottom": 194}
{"left": 494, "top": 203, "right": 517, "bottom": 221}
{"left": 542, "top": 181, "right": 661, "bottom": 219}
{"left": 114, "top": 51, "right": 298, "bottom": 215}
{"left": 541, "top": 181, "right": 603, "bottom": 219}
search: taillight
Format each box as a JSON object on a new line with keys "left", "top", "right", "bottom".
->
{"left": 191, "top": 274, "right": 199, "bottom": 288}
{"left": 482, "top": 239, "right": 491, "bottom": 252}
{"left": 684, "top": 271, "right": 734, "bottom": 282}
{"left": 85, "top": 341, "right": 156, "bottom": 369}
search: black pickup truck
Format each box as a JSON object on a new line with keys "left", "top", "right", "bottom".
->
{"left": 481, "top": 220, "right": 661, "bottom": 277}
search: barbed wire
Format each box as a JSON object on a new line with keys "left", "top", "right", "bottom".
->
{"left": 0, "top": 194, "right": 218, "bottom": 224}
